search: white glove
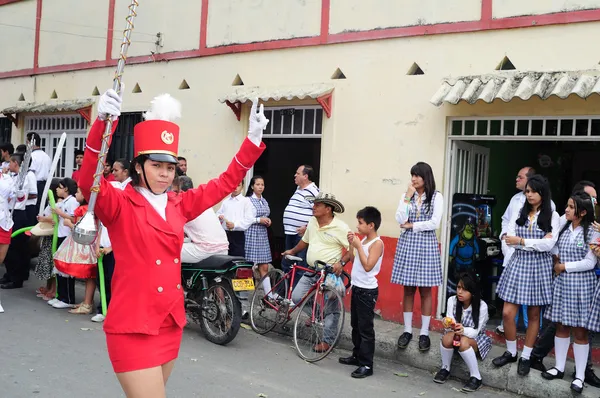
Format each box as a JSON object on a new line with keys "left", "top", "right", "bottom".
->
{"left": 247, "top": 98, "right": 269, "bottom": 147}
{"left": 98, "top": 86, "right": 124, "bottom": 121}
{"left": 16, "top": 190, "right": 26, "bottom": 201}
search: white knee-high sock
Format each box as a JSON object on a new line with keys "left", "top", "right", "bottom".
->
{"left": 459, "top": 347, "right": 481, "bottom": 380}
{"left": 262, "top": 278, "right": 273, "bottom": 298}
{"left": 553, "top": 337, "right": 570, "bottom": 372}
{"left": 420, "top": 315, "right": 431, "bottom": 336}
{"left": 573, "top": 343, "right": 590, "bottom": 384}
{"left": 440, "top": 342, "right": 454, "bottom": 371}
{"left": 403, "top": 312, "right": 413, "bottom": 334}
{"left": 506, "top": 340, "right": 517, "bottom": 356}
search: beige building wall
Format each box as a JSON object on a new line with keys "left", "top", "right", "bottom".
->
{"left": 2, "top": 20, "right": 600, "bottom": 236}
{"left": 329, "top": 0, "right": 481, "bottom": 33}
{"left": 493, "top": 0, "right": 600, "bottom": 18}
{"left": 207, "top": 0, "right": 321, "bottom": 47}
{"left": 0, "top": 0, "right": 36, "bottom": 72}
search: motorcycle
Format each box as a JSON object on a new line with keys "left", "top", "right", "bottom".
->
{"left": 181, "top": 254, "right": 255, "bottom": 345}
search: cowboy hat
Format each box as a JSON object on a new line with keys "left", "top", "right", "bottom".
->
{"left": 30, "top": 221, "right": 54, "bottom": 237}
{"left": 307, "top": 192, "right": 345, "bottom": 214}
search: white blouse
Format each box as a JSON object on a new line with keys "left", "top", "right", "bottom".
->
{"left": 445, "top": 295, "right": 489, "bottom": 340}
{"left": 135, "top": 186, "right": 167, "bottom": 221}
{"left": 507, "top": 209, "right": 560, "bottom": 252}
{"left": 395, "top": 191, "right": 444, "bottom": 233}
{"left": 0, "top": 175, "right": 14, "bottom": 231}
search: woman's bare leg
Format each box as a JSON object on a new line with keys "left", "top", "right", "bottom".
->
{"left": 116, "top": 366, "right": 166, "bottom": 398}
{"left": 161, "top": 359, "right": 176, "bottom": 385}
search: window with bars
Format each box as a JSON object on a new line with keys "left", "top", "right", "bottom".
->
{"left": 450, "top": 117, "right": 600, "bottom": 139}
{"left": 108, "top": 112, "right": 143, "bottom": 162}
{"left": 263, "top": 107, "right": 323, "bottom": 137}
{"left": 0, "top": 118, "right": 11, "bottom": 143}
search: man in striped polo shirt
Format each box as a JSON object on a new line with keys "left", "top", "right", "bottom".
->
{"left": 282, "top": 165, "right": 319, "bottom": 281}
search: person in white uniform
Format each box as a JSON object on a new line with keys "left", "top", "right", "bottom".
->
{"left": 26, "top": 132, "right": 51, "bottom": 211}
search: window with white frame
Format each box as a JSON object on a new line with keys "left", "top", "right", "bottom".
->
{"left": 263, "top": 106, "right": 323, "bottom": 137}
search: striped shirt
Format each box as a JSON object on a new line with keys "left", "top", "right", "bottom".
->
{"left": 283, "top": 182, "right": 319, "bottom": 235}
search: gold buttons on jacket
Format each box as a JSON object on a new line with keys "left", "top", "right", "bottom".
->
{"left": 156, "top": 259, "right": 161, "bottom": 265}
{"left": 157, "top": 286, "right": 163, "bottom": 293}
{"left": 174, "top": 258, "right": 179, "bottom": 264}
{"left": 176, "top": 284, "right": 181, "bottom": 290}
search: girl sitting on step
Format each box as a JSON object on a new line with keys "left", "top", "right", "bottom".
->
{"left": 433, "top": 270, "right": 491, "bottom": 393}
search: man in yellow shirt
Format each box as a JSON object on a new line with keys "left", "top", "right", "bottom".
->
{"left": 283, "top": 192, "right": 351, "bottom": 352}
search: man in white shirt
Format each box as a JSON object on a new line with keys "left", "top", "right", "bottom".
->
{"left": 0, "top": 153, "right": 38, "bottom": 289}
{"left": 281, "top": 165, "right": 320, "bottom": 277}
{"left": 26, "top": 132, "right": 51, "bottom": 211}
{"left": 0, "top": 142, "right": 13, "bottom": 173}
{"left": 174, "top": 176, "right": 229, "bottom": 263}
{"left": 216, "top": 181, "right": 254, "bottom": 257}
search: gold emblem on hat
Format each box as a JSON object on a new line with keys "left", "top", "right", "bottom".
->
{"left": 161, "top": 130, "right": 174, "bottom": 145}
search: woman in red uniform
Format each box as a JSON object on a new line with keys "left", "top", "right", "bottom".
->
{"left": 78, "top": 88, "right": 268, "bottom": 397}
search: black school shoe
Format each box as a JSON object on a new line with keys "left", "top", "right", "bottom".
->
{"left": 541, "top": 367, "right": 565, "bottom": 380}
{"left": 517, "top": 358, "right": 531, "bottom": 376}
{"left": 339, "top": 356, "right": 360, "bottom": 366}
{"left": 433, "top": 368, "right": 450, "bottom": 384}
{"left": 462, "top": 377, "right": 483, "bottom": 393}
{"left": 492, "top": 351, "right": 518, "bottom": 367}
{"left": 529, "top": 356, "right": 546, "bottom": 372}
{"left": 570, "top": 378, "right": 584, "bottom": 394}
{"left": 351, "top": 366, "right": 373, "bottom": 379}
{"left": 397, "top": 332, "right": 412, "bottom": 349}
{"left": 572, "top": 367, "right": 600, "bottom": 388}
{"left": 418, "top": 335, "right": 431, "bottom": 352}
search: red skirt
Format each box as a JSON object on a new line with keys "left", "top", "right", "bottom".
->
{"left": 0, "top": 227, "right": 11, "bottom": 244}
{"left": 106, "top": 314, "right": 183, "bottom": 373}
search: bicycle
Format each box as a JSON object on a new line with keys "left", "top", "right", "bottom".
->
{"left": 249, "top": 255, "right": 351, "bottom": 362}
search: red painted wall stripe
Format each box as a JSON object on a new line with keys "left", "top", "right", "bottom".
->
{"left": 0, "top": 0, "right": 23, "bottom": 5}
{"left": 320, "top": 0, "right": 330, "bottom": 44}
{"left": 481, "top": 0, "right": 493, "bottom": 21}
{"left": 105, "top": 0, "right": 116, "bottom": 61}
{"left": 199, "top": 0, "right": 209, "bottom": 51}
{"left": 32, "top": 0, "right": 42, "bottom": 69}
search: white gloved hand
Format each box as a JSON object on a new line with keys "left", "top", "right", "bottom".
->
{"left": 247, "top": 98, "right": 269, "bottom": 147}
{"left": 98, "top": 86, "right": 124, "bottom": 121}
{"left": 16, "top": 190, "right": 26, "bottom": 201}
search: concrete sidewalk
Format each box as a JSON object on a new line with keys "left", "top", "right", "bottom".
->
{"left": 258, "top": 314, "right": 600, "bottom": 398}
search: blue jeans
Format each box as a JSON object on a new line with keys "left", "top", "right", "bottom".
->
{"left": 282, "top": 234, "right": 307, "bottom": 288}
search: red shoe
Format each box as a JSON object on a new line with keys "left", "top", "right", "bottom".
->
{"left": 313, "top": 342, "right": 330, "bottom": 353}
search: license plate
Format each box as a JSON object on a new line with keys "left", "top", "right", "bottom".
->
{"left": 232, "top": 278, "right": 255, "bottom": 291}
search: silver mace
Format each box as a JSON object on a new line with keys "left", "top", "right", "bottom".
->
{"left": 73, "top": 0, "right": 139, "bottom": 245}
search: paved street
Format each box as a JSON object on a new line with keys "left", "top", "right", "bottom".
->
{"left": 0, "top": 284, "right": 519, "bottom": 398}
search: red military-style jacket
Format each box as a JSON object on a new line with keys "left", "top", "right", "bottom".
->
{"left": 79, "top": 118, "right": 265, "bottom": 335}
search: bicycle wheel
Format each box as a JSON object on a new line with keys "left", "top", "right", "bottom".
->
{"left": 293, "top": 285, "right": 345, "bottom": 362}
{"left": 249, "top": 269, "right": 288, "bottom": 334}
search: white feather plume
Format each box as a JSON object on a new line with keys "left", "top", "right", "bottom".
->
{"left": 143, "top": 93, "right": 182, "bottom": 122}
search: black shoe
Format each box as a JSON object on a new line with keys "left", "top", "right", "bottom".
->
{"left": 1, "top": 282, "right": 23, "bottom": 289}
{"left": 418, "top": 335, "right": 431, "bottom": 352}
{"left": 397, "top": 332, "right": 412, "bottom": 349}
{"left": 517, "top": 358, "right": 531, "bottom": 376}
{"left": 433, "top": 368, "right": 450, "bottom": 384}
{"left": 492, "top": 351, "right": 518, "bottom": 368}
{"left": 585, "top": 367, "right": 600, "bottom": 388}
{"left": 462, "top": 376, "right": 483, "bottom": 393}
{"left": 0, "top": 276, "right": 9, "bottom": 284}
{"left": 570, "top": 378, "right": 584, "bottom": 394}
{"left": 530, "top": 356, "right": 546, "bottom": 372}
{"left": 339, "top": 356, "right": 360, "bottom": 366}
{"left": 541, "top": 367, "right": 565, "bottom": 380}
{"left": 351, "top": 366, "right": 373, "bottom": 379}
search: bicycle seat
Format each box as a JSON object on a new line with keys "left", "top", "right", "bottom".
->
{"left": 285, "top": 255, "right": 303, "bottom": 262}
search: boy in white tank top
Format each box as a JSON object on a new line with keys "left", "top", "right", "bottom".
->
{"left": 339, "top": 206, "right": 384, "bottom": 378}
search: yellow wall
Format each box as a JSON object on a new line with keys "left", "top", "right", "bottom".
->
{"left": 0, "top": 0, "right": 35, "bottom": 72}
{"left": 493, "top": 0, "right": 600, "bottom": 18}
{"left": 329, "top": 0, "right": 481, "bottom": 34}
{"left": 207, "top": 0, "right": 321, "bottom": 46}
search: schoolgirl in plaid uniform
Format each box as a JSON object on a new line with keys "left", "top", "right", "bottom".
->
{"left": 493, "top": 175, "right": 560, "bottom": 376}
{"left": 392, "top": 162, "right": 443, "bottom": 352}
{"left": 244, "top": 176, "right": 273, "bottom": 295}
{"left": 540, "top": 192, "right": 598, "bottom": 393}
{"left": 434, "top": 271, "right": 491, "bottom": 393}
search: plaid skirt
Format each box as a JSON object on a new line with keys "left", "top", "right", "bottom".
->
{"left": 587, "top": 281, "right": 600, "bottom": 332}
{"left": 545, "top": 270, "right": 596, "bottom": 328}
{"left": 391, "top": 230, "right": 442, "bottom": 287}
{"left": 497, "top": 250, "right": 553, "bottom": 306}
{"left": 244, "top": 224, "right": 272, "bottom": 264}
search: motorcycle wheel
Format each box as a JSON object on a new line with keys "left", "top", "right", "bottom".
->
{"left": 199, "top": 279, "right": 242, "bottom": 346}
